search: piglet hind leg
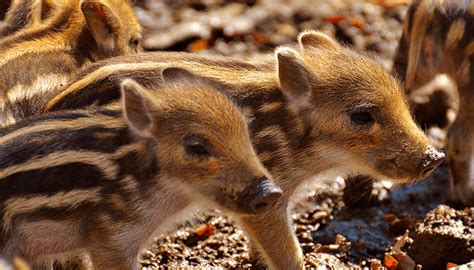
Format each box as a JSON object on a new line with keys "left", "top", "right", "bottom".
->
{"left": 238, "top": 200, "right": 304, "bottom": 270}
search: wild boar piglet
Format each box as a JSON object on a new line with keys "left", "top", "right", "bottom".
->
{"left": 0, "top": 67, "right": 282, "bottom": 269}
{"left": 0, "top": 0, "right": 142, "bottom": 127}
{"left": 393, "top": 0, "right": 474, "bottom": 204}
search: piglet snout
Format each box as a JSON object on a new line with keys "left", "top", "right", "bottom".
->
{"left": 240, "top": 178, "right": 282, "bottom": 214}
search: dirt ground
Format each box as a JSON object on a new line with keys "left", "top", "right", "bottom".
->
{"left": 132, "top": 0, "right": 473, "bottom": 269}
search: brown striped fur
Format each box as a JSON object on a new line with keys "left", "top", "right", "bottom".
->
{"left": 0, "top": 0, "right": 42, "bottom": 37}
{"left": 0, "top": 69, "right": 279, "bottom": 269}
{"left": 0, "top": 0, "right": 54, "bottom": 38}
{"left": 46, "top": 31, "right": 444, "bottom": 269}
{"left": 0, "top": 0, "right": 141, "bottom": 127}
{"left": 393, "top": 0, "right": 474, "bottom": 204}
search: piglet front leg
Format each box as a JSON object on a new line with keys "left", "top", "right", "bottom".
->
{"left": 239, "top": 199, "right": 304, "bottom": 270}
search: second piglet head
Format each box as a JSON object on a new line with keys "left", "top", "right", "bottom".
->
{"left": 277, "top": 31, "right": 444, "bottom": 183}
{"left": 121, "top": 67, "right": 282, "bottom": 215}
{"left": 81, "top": 0, "right": 142, "bottom": 57}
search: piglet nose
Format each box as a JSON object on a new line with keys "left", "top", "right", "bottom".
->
{"left": 418, "top": 147, "right": 445, "bottom": 179}
{"left": 244, "top": 177, "right": 282, "bottom": 214}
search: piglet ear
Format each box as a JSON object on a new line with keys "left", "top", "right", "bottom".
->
{"left": 298, "top": 30, "right": 340, "bottom": 51}
{"left": 81, "top": 0, "right": 120, "bottom": 55}
{"left": 276, "top": 47, "right": 312, "bottom": 110}
{"left": 121, "top": 79, "right": 154, "bottom": 138}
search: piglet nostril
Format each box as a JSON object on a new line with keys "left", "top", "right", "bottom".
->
{"left": 418, "top": 148, "right": 445, "bottom": 178}
{"left": 254, "top": 202, "right": 268, "bottom": 211}
{"left": 248, "top": 180, "right": 283, "bottom": 214}
{"left": 249, "top": 189, "right": 282, "bottom": 214}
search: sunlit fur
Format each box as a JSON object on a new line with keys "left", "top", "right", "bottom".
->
{"left": 44, "top": 31, "right": 440, "bottom": 269}
{"left": 0, "top": 74, "right": 276, "bottom": 269}
{"left": 0, "top": 0, "right": 141, "bottom": 127}
{"left": 393, "top": 0, "right": 474, "bottom": 204}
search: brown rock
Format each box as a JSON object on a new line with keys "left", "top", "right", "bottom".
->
{"left": 408, "top": 205, "right": 473, "bottom": 270}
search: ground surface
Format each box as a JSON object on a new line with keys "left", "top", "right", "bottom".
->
{"left": 133, "top": 0, "right": 471, "bottom": 268}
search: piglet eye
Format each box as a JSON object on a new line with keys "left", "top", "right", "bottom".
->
{"left": 186, "top": 143, "right": 209, "bottom": 157}
{"left": 184, "top": 135, "right": 211, "bottom": 158}
{"left": 350, "top": 112, "right": 374, "bottom": 125}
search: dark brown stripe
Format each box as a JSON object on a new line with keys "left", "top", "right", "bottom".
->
{"left": 0, "top": 125, "right": 131, "bottom": 170}
{"left": 115, "top": 144, "right": 160, "bottom": 197}
{"left": 237, "top": 88, "right": 311, "bottom": 153}
{"left": 0, "top": 0, "right": 11, "bottom": 20}
{"left": 0, "top": 163, "right": 107, "bottom": 201}
{"left": 392, "top": 33, "right": 409, "bottom": 82}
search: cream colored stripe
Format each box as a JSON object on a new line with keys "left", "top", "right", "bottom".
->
{"left": 258, "top": 151, "right": 273, "bottom": 163}
{"left": 120, "top": 175, "right": 139, "bottom": 194}
{"left": 0, "top": 41, "right": 70, "bottom": 68}
{"left": 110, "top": 143, "right": 142, "bottom": 159}
{"left": 7, "top": 74, "right": 69, "bottom": 104}
{"left": 45, "top": 62, "right": 168, "bottom": 111}
{"left": 0, "top": 143, "right": 141, "bottom": 180}
{"left": 0, "top": 150, "right": 118, "bottom": 180}
{"left": 3, "top": 188, "right": 101, "bottom": 231}
{"left": 0, "top": 111, "right": 16, "bottom": 128}
{"left": 0, "top": 116, "right": 123, "bottom": 145}
{"left": 445, "top": 19, "right": 466, "bottom": 50}
{"left": 258, "top": 101, "right": 283, "bottom": 114}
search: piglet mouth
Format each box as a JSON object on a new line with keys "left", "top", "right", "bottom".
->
{"left": 374, "top": 158, "right": 418, "bottom": 182}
